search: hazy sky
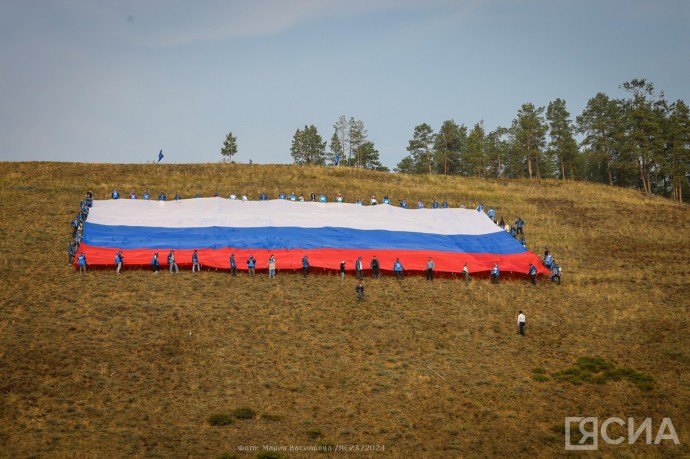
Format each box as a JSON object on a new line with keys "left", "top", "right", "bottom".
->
{"left": 1, "top": 0, "right": 688, "bottom": 168}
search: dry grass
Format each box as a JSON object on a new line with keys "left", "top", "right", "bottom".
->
{"left": 0, "top": 162, "right": 688, "bottom": 458}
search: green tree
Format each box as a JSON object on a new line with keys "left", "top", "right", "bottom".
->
{"left": 465, "top": 122, "right": 487, "bottom": 177}
{"left": 510, "top": 103, "right": 547, "bottom": 178}
{"left": 546, "top": 98, "right": 580, "bottom": 179}
{"left": 576, "top": 93, "right": 622, "bottom": 186}
{"left": 220, "top": 132, "right": 238, "bottom": 161}
{"left": 349, "top": 118, "right": 368, "bottom": 167}
{"left": 433, "top": 120, "right": 466, "bottom": 175}
{"left": 357, "top": 141, "right": 388, "bottom": 171}
{"left": 485, "top": 127, "right": 510, "bottom": 178}
{"left": 328, "top": 131, "right": 343, "bottom": 166}
{"left": 290, "top": 125, "right": 326, "bottom": 165}
{"left": 333, "top": 115, "right": 348, "bottom": 164}
{"left": 407, "top": 123, "right": 435, "bottom": 174}
{"left": 394, "top": 155, "right": 418, "bottom": 174}
{"left": 619, "top": 79, "right": 666, "bottom": 194}
{"left": 664, "top": 100, "right": 690, "bottom": 202}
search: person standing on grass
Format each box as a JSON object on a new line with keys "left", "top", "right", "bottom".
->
{"left": 302, "top": 255, "right": 309, "bottom": 278}
{"left": 426, "top": 257, "right": 435, "bottom": 281}
{"left": 71, "top": 216, "right": 79, "bottom": 237}
{"left": 168, "top": 250, "right": 179, "bottom": 274}
{"left": 68, "top": 241, "right": 77, "bottom": 265}
{"left": 355, "top": 281, "right": 365, "bottom": 301}
{"left": 517, "top": 311, "right": 526, "bottom": 336}
{"left": 491, "top": 263, "right": 500, "bottom": 284}
{"left": 151, "top": 252, "right": 159, "bottom": 273}
{"left": 515, "top": 217, "right": 524, "bottom": 235}
{"left": 340, "top": 260, "right": 346, "bottom": 282}
{"left": 192, "top": 250, "right": 200, "bottom": 273}
{"left": 463, "top": 262, "right": 470, "bottom": 286}
{"left": 549, "top": 259, "right": 561, "bottom": 284}
{"left": 370, "top": 256, "right": 380, "bottom": 279}
{"left": 115, "top": 250, "right": 124, "bottom": 274}
{"left": 268, "top": 254, "right": 276, "bottom": 278}
{"left": 355, "top": 256, "right": 364, "bottom": 280}
{"left": 393, "top": 258, "right": 404, "bottom": 280}
{"left": 528, "top": 263, "right": 537, "bottom": 285}
{"left": 111, "top": 190, "right": 120, "bottom": 199}
{"left": 78, "top": 252, "right": 87, "bottom": 274}
{"left": 247, "top": 255, "right": 256, "bottom": 277}
{"left": 229, "top": 253, "right": 237, "bottom": 276}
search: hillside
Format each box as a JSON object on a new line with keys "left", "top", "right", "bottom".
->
{"left": 0, "top": 162, "right": 688, "bottom": 458}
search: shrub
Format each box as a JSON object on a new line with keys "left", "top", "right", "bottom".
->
{"left": 306, "top": 428, "right": 324, "bottom": 439}
{"left": 232, "top": 407, "right": 257, "bottom": 419}
{"left": 208, "top": 414, "right": 233, "bottom": 426}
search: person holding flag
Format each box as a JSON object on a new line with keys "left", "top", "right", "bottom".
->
{"left": 115, "top": 250, "right": 124, "bottom": 274}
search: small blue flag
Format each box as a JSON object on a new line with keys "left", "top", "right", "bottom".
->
{"left": 335, "top": 153, "right": 341, "bottom": 166}
{"left": 158, "top": 149, "right": 164, "bottom": 162}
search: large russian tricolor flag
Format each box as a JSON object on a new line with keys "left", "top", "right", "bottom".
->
{"left": 77, "top": 198, "right": 548, "bottom": 275}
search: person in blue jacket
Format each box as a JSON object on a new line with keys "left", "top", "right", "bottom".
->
{"left": 151, "top": 252, "right": 159, "bottom": 273}
{"left": 393, "top": 258, "right": 404, "bottom": 280}
{"left": 71, "top": 216, "right": 79, "bottom": 237}
{"left": 158, "top": 192, "right": 167, "bottom": 201}
{"left": 400, "top": 198, "right": 407, "bottom": 209}
{"left": 247, "top": 255, "right": 256, "bottom": 277}
{"left": 143, "top": 190, "right": 150, "bottom": 200}
{"left": 68, "top": 242, "right": 77, "bottom": 265}
{"left": 528, "top": 263, "right": 537, "bottom": 285}
{"left": 130, "top": 191, "right": 137, "bottom": 199}
{"left": 441, "top": 200, "right": 448, "bottom": 209}
{"left": 319, "top": 193, "right": 327, "bottom": 203}
{"left": 543, "top": 251, "right": 553, "bottom": 269}
{"left": 383, "top": 196, "right": 390, "bottom": 205}
{"left": 229, "top": 253, "right": 237, "bottom": 276}
{"left": 302, "top": 255, "right": 309, "bottom": 278}
{"left": 78, "top": 252, "right": 87, "bottom": 274}
{"left": 355, "top": 256, "right": 364, "bottom": 280}
{"left": 111, "top": 190, "right": 120, "bottom": 199}
{"left": 115, "top": 250, "right": 124, "bottom": 274}
{"left": 432, "top": 199, "right": 439, "bottom": 209}
{"left": 488, "top": 207, "right": 495, "bottom": 219}
{"left": 192, "top": 250, "right": 200, "bottom": 273}
{"left": 491, "top": 263, "right": 500, "bottom": 284}
{"left": 515, "top": 217, "right": 525, "bottom": 235}
{"left": 417, "top": 199, "right": 424, "bottom": 209}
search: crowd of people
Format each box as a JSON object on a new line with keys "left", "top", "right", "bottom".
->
{"left": 71, "top": 190, "right": 562, "bottom": 285}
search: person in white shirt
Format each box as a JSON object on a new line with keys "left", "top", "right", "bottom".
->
{"left": 517, "top": 311, "right": 526, "bottom": 336}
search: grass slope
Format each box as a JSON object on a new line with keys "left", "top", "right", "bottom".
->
{"left": 0, "top": 162, "right": 688, "bottom": 458}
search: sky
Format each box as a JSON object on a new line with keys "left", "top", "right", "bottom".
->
{"left": 1, "top": 0, "right": 688, "bottom": 168}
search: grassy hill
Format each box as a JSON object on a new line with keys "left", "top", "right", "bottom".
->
{"left": 0, "top": 162, "right": 688, "bottom": 458}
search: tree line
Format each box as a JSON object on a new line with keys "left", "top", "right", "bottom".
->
{"left": 221, "top": 79, "right": 689, "bottom": 203}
